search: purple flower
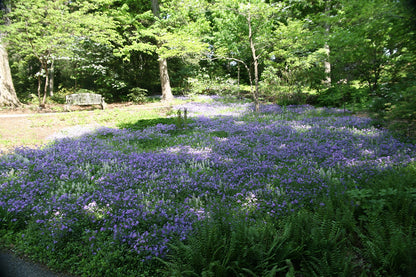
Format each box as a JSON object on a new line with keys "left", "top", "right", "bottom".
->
{"left": 1, "top": 97, "right": 415, "bottom": 261}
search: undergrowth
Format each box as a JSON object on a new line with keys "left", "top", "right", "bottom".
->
{"left": 161, "top": 163, "right": 416, "bottom": 276}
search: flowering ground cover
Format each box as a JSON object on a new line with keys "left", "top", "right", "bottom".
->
{"left": 1, "top": 97, "right": 416, "bottom": 276}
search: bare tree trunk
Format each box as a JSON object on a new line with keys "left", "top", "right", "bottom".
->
{"left": 151, "top": 0, "right": 160, "bottom": 17}
{"left": 159, "top": 58, "right": 174, "bottom": 102}
{"left": 37, "top": 71, "right": 42, "bottom": 105}
{"left": 237, "top": 63, "right": 240, "bottom": 88}
{"left": 36, "top": 63, "right": 49, "bottom": 108}
{"left": 0, "top": 41, "right": 20, "bottom": 107}
{"left": 324, "top": 43, "right": 331, "bottom": 86}
{"left": 248, "top": 11, "right": 260, "bottom": 112}
{"left": 42, "top": 63, "right": 49, "bottom": 107}
{"left": 0, "top": 1, "right": 20, "bottom": 107}
{"left": 49, "top": 60, "right": 54, "bottom": 97}
{"left": 323, "top": 0, "right": 332, "bottom": 87}
{"left": 151, "top": 0, "right": 174, "bottom": 102}
{"left": 237, "top": 63, "right": 240, "bottom": 97}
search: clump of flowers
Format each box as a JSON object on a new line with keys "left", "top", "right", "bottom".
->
{"left": 1, "top": 97, "right": 415, "bottom": 263}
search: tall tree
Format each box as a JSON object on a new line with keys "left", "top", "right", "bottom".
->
{"left": 114, "top": 0, "right": 209, "bottom": 101}
{"left": 278, "top": 0, "right": 337, "bottom": 88}
{"left": 151, "top": 0, "right": 173, "bottom": 102}
{"left": 211, "top": 0, "right": 278, "bottom": 111}
{"left": 323, "top": 0, "right": 332, "bottom": 87}
{"left": 328, "top": 0, "right": 415, "bottom": 94}
{"left": 265, "top": 18, "right": 326, "bottom": 94}
{"left": 4, "top": 0, "right": 118, "bottom": 107}
{"left": 0, "top": 0, "right": 20, "bottom": 107}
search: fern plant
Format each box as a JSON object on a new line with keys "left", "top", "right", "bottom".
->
{"left": 279, "top": 209, "right": 356, "bottom": 276}
{"left": 159, "top": 208, "right": 293, "bottom": 276}
{"left": 341, "top": 163, "right": 416, "bottom": 276}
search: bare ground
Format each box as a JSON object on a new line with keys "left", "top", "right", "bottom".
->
{"left": 0, "top": 102, "right": 170, "bottom": 153}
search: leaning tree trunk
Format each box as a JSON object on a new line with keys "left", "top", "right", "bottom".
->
{"left": 0, "top": 41, "right": 20, "bottom": 107}
{"left": 151, "top": 0, "right": 174, "bottom": 102}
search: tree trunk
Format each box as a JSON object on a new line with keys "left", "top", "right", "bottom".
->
{"left": 49, "top": 60, "right": 54, "bottom": 97}
{"left": 37, "top": 72, "right": 42, "bottom": 105}
{"left": 35, "top": 60, "right": 49, "bottom": 108}
{"left": 324, "top": 42, "right": 331, "bottom": 86}
{"left": 151, "top": 0, "right": 161, "bottom": 17}
{"left": 159, "top": 58, "right": 174, "bottom": 102}
{"left": 42, "top": 63, "right": 49, "bottom": 107}
{"left": 0, "top": 41, "right": 20, "bottom": 107}
{"left": 248, "top": 11, "right": 260, "bottom": 112}
{"left": 237, "top": 63, "right": 240, "bottom": 97}
{"left": 151, "top": 0, "right": 174, "bottom": 102}
{"left": 323, "top": 0, "right": 332, "bottom": 87}
{"left": 0, "top": 1, "right": 20, "bottom": 107}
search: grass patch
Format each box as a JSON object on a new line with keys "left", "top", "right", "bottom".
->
{"left": 118, "top": 117, "right": 183, "bottom": 131}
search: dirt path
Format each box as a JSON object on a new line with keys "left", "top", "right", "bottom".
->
{"left": 0, "top": 102, "right": 172, "bottom": 153}
{"left": 0, "top": 116, "right": 65, "bottom": 152}
{"left": 1, "top": 249, "right": 77, "bottom": 277}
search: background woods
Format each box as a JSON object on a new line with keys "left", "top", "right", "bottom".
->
{"left": 0, "top": 0, "right": 415, "bottom": 120}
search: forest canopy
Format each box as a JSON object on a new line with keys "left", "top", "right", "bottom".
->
{"left": 0, "top": 0, "right": 415, "bottom": 117}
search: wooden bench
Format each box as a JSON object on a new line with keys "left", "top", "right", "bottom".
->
{"left": 65, "top": 93, "right": 106, "bottom": 111}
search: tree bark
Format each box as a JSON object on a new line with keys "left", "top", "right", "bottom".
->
{"left": 49, "top": 60, "right": 54, "bottom": 97}
{"left": 324, "top": 42, "right": 331, "bottom": 86}
{"left": 248, "top": 10, "right": 260, "bottom": 112}
{"left": 37, "top": 74, "right": 42, "bottom": 105}
{"left": 151, "top": 0, "right": 161, "bottom": 17}
{"left": 323, "top": 0, "right": 332, "bottom": 87}
{"left": 151, "top": 0, "right": 174, "bottom": 102}
{"left": 158, "top": 58, "right": 174, "bottom": 102}
{"left": 0, "top": 41, "right": 20, "bottom": 107}
{"left": 0, "top": 1, "right": 20, "bottom": 107}
{"left": 36, "top": 62, "right": 49, "bottom": 108}
{"left": 42, "top": 62, "right": 49, "bottom": 107}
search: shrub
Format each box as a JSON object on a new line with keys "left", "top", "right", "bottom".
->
{"left": 127, "top": 87, "right": 148, "bottom": 104}
{"left": 76, "top": 88, "right": 95, "bottom": 94}
{"left": 384, "top": 86, "right": 416, "bottom": 121}
{"left": 368, "top": 96, "right": 389, "bottom": 114}
{"left": 185, "top": 74, "right": 241, "bottom": 96}
{"left": 317, "top": 86, "right": 348, "bottom": 107}
{"left": 49, "top": 88, "right": 76, "bottom": 104}
{"left": 317, "top": 85, "right": 369, "bottom": 109}
{"left": 262, "top": 90, "right": 313, "bottom": 106}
